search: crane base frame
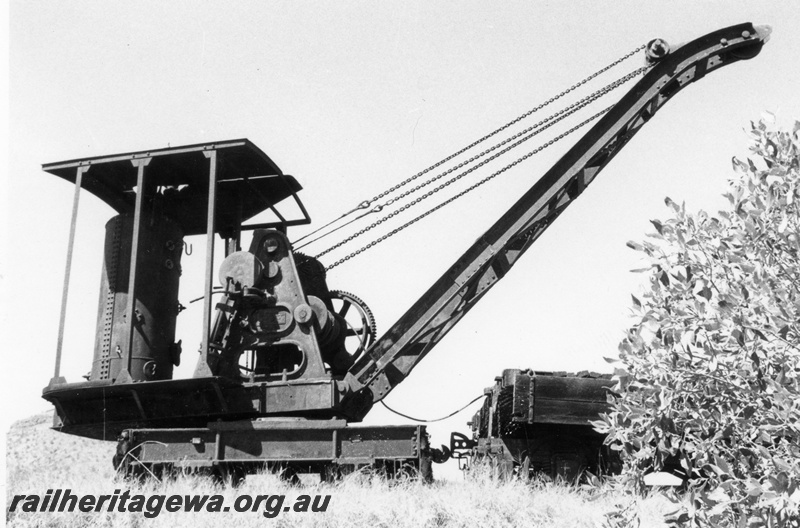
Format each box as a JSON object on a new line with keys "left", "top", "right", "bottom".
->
{"left": 115, "top": 419, "right": 432, "bottom": 482}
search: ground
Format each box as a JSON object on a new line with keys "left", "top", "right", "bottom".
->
{"left": 6, "top": 412, "right": 675, "bottom": 527}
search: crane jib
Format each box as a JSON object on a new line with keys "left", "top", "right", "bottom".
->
{"left": 340, "top": 22, "right": 770, "bottom": 418}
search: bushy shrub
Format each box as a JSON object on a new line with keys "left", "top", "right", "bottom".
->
{"left": 597, "top": 117, "right": 800, "bottom": 527}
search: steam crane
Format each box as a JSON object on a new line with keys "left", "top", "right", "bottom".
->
{"left": 42, "top": 23, "right": 769, "bottom": 481}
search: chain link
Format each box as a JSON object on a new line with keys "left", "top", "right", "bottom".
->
{"left": 325, "top": 104, "right": 615, "bottom": 270}
{"left": 316, "top": 66, "right": 648, "bottom": 261}
{"left": 371, "top": 68, "right": 647, "bottom": 211}
{"left": 362, "top": 43, "right": 647, "bottom": 206}
{"left": 294, "top": 43, "right": 646, "bottom": 248}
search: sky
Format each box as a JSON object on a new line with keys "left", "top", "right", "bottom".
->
{"left": 4, "top": 1, "right": 800, "bottom": 479}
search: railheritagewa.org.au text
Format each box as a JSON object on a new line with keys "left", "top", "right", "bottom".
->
{"left": 8, "top": 489, "right": 331, "bottom": 518}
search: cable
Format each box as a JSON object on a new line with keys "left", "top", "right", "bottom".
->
{"left": 290, "top": 43, "right": 647, "bottom": 248}
{"left": 324, "top": 104, "right": 614, "bottom": 269}
{"left": 299, "top": 69, "right": 633, "bottom": 253}
{"left": 188, "top": 287, "right": 226, "bottom": 304}
{"left": 314, "top": 67, "right": 646, "bottom": 261}
{"left": 380, "top": 393, "right": 486, "bottom": 423}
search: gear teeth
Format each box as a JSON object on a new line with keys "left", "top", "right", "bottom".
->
{"left": 330, "top": 290, "right": 377, "bottom": 338}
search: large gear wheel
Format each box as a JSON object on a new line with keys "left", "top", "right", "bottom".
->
{"left": 329, "top": 290, "right": 377, "bottom": 362}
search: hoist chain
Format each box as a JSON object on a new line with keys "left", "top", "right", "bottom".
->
{"left": 315, "top": 66, "right": 648, "bottom": 261}
{"left": 364, "top": 68, "right": 646, "bottom": 212}
{"left": 292, "top": 43, "right": 646, "bottom": 248}
{"left": 361, "top": 43, "right": 647, "bottom": 207}
{"left": 299, "top": 70, "right": 639, "bottom": 252}
{"left": 325, "top": 104, "right": 615, "bottom": 270}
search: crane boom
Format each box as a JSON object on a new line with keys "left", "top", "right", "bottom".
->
{"left": 341, "top": 22, "right": 770, "bottom": 419}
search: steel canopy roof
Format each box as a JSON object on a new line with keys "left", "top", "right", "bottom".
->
{"left": 42, "top": 139, "right": 305, "bottom": 236}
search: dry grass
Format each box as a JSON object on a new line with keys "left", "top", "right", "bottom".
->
{"left": 7, "top": 412, "right": 674, "bottom": 527}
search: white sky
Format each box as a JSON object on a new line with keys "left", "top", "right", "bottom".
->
{"left": 4, "top": 2, "right": 800, "bottom": 479}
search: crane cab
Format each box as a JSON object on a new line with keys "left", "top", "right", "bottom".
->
{"left": 41, "top": 140, "right": 328, "bottom": 438}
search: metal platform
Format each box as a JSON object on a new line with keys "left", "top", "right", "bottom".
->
{"left": 43, "top": 376, "right": 342, "bottom": 441}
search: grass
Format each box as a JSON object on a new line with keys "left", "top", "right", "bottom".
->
{"left": 7, "top": 412, "right": 675, "bottom": 527}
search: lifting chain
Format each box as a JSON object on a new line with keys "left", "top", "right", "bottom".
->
{"left": 357, "top": 44, "right": 647, "bottom": 208}
{"left": 324, "top": 103, "right": 616, "bottom": 270}
{"left": 316, "top": 66, "right": 648, "bottom": 262}
{"left": 301, "top": 66, "right": 648, "bottom": 253}
{"left": 292, "top": 43, "right": 647, "bottom": 249}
